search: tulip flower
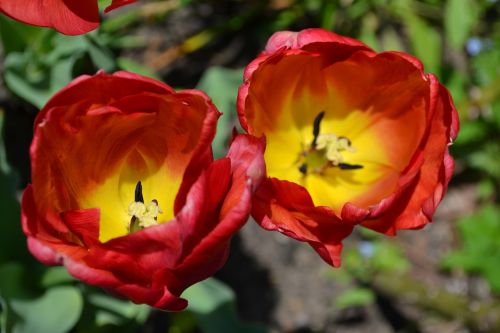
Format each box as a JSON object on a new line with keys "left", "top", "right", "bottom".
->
{"left": 22, "top": 71, "right": 265, "bottom": 310}
{"left": 0, "top": 0, "right": 136, "bottom": 35}
{"left": 238, "top": 29, "right": 459, "bottom": 267}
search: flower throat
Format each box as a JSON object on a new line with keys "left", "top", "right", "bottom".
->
{"left": 298, "top": 111, "right": 363, "bottom": 176}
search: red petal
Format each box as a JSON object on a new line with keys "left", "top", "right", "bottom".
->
{"left": 265, "top": 28, "right": 370, "bottom": 53}
{"left": 252, "top": 178, "right": 355, "bottom": 267}
{"left": 1, "top": 0, "right": 99, "bottom": 35}
{"left": 362, "top": 76, "right": 457, "bottom": 234}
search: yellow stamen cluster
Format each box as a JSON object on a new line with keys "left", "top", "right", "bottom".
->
{"left": 314, "top": 133, "right": 356, "bottom": 166}
{"left": 128, "top": 201, "right": 163, "bottom": 228}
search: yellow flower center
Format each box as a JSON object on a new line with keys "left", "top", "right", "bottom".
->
{"left": 127, "top": 181, "right": 163, "bottom": 232}
{"left": 297, "top": 111, "right": 362, "bottom": 176}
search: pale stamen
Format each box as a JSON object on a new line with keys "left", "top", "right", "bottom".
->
{"left": 128, "top": 181, "right": 163, "bottom": 231}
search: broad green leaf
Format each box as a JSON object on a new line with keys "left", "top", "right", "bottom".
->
{"left": 4, "top": 52, "right": 79, "bottom": 108}
{"left": 184, "top": 278, "right": 268, "bottom": 333}
{"left": 40, "top": 267, "right": 75, "bottom": 288}
{"left": 444, "top": 0, "right": 479, "bottom": 49}
{"left": 0, "top": 16, "right": 43, "bottom": 54}
{"left": 196, "top": 67, "right": 244, "bottom": 158}
{"left": 0, "top": 263, "right": 40, "bottom": 333}
{"left": 184, "top": 278, "right": 234, "bottom": 315}
{"left": 335, "top": 287, "right": 375, "bottom": 309}
{"left": 87, "top": 293, "right": 149, "bottom": 327}
{"left": 10, "top": 286, "right": 83, "bottom": 333}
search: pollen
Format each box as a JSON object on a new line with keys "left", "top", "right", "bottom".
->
{"left": 315, "top": 134, "right": 356, "bottom": 166}
{"left": 128, "top": 201, "right": 163, "bottom": 228}
{"left": 128, "top": 181, "right": 163, "bottom": 231}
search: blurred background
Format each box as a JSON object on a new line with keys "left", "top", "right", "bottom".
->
{"left": 1, "top": 0, "right": 500, "bottom": 332}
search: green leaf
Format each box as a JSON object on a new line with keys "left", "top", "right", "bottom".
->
{"left": 10, "top": 286, "right": 83, "bottom": 333}
{"left": 0, "top": 16, "right": 43, "bottom": 54}
{"left": 196, "top": 67, "right": 244, "bottom": 158}
{"left": 86, "top": 36, "right": 117, "bottom": 72}
{"left": 0, "top": 263, "right": 34, "bottom": 300}
{"left": 0, "top": 264, "right": 83, "bottom": 333}
{"left": 467, "top": 142, "right": 500, "bottom": 179}
{"left": 444, "top": 0, "right": 479, "bottom": 49}
{"left": 98, "top": 0, "right": 112, "bottom": 9}
{"left": 335, "top": 287, "right": 375, "bottom": 309}
{"left": 4, "top": 51, "right": 80, "bottom": 108}
{"left": 40, "top": 267, "right": 75, "bottom": 288}
{"left": 454, "top": 120, "right": 488, "bottom": 146}
{"left": 3, "top": 29, "right": 117, "bottom": 108}
{"left": 472, "top": 48, "right": 500, "bottom": 86}
{"left": 442, "top": 205, "right": 500, "bottom": 292}
{"left": 445, "top": 71, "right": 466, "bottom": 106}
{"left": 87, "top": 293, "right": 150, "bottom": 327}
{"left": 404, "top": 13, "right": 442, "bottom": 75}
{"left": 184, "top": 278, "right": 267, "bottom": 333}
{"left": 184, "top": 278, "right": 234, "bottom": 315}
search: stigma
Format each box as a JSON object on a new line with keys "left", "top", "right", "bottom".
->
{"left": 128, "top": 181, "right": 163, "bottom": 231}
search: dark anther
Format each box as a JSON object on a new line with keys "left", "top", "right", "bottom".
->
{"left": 129, "top": 217, "right": 141, "bottom": 233}
{"left": 135, "top": 181, "right": 144, "bottom": 203}
{"left": 338, "top": 136, "right": 352, "bottom": 146}
{"left": 338, "top": 163, "right": 363, "bottom": 170}
{"left": 312, "top": 111, "right": 325, "bottom": 148}
{"left": 299, "top": 163, "right": 308, "bottom": 175}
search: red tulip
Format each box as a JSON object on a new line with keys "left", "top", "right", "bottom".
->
{"left": 238, "top": 29, "right": 459, "bottom": 267}
{"left": 22, "top": 71, "right": 265, "bottom": 310}
{"left": 0, "top": 0, "right": 136, "bottom": 35}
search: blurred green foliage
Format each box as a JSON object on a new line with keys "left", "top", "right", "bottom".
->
{"left": 196, "top": 66, "right": 243, "bottom": 158}
{"left": 324, "top": 230, "right": 410, "bottom": 310}
{"left": 443, "top": 205, "right": 500, "bottom": 292}
{"left": 0, "top": 0, "right": 500, "bottom": 332}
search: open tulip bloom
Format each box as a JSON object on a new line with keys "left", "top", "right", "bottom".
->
{"left": 22, "top": 71, "right": 265, "bottom": 310}
{"left": 238, "top": 29, "right": 459, "bottom": 267}
{"left": 0, "top": 0, "right": 136, "bottom": 35}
